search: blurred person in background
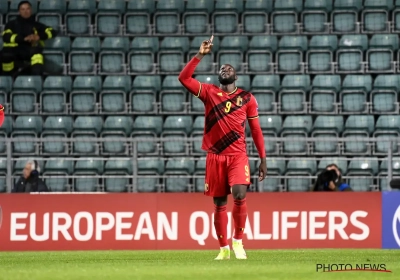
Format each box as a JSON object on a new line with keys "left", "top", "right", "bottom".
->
{"left": 1, "top": 0, "right": 57, "bottom": 77}
{"left": 312, "top": 163, "right": 352, "bottom": 192}
{"left": 12, "top": 160, "right": 49, "bottom": 192}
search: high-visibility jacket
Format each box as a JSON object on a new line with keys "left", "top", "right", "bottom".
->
{"left": 2, "top": 15, "right": 57, "bottom": 49}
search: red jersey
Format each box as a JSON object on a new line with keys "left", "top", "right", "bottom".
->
{"left": 179, "top": 57, "right": 266, "bottom": 158}
{"left": 195, "top": 83, "right": 259, "bottom": 155}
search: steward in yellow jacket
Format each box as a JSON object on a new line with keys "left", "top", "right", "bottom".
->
{"left": 1, "top": 1, "right": 57, "bottom": 76}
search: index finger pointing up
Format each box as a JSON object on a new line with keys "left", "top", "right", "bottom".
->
{"left": 209, "top": 35, "right": 214, "bottom": 43}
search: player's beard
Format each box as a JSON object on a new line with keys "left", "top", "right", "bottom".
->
{"left": 218, "top": 74, "right": 235, "bottom": 85}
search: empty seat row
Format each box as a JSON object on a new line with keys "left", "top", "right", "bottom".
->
{"left": 2, "top": 157, "right": 397, "bottom": 177}
{"left": 1, "top": 115, "right": 400, "bottom": 136}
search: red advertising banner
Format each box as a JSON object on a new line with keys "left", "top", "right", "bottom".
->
{"left": 0, "top": 193, "right": 381, "bottom": 251}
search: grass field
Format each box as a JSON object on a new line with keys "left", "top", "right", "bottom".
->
{"left": 0, "top": 249, "right": 399, "bottom": 280}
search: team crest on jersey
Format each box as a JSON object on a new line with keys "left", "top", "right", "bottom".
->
{"left": 217, "top": 92, "right": 223, "bottom": 96}
{"left": 236, "top": 96, "right": 243, "bottom": 106}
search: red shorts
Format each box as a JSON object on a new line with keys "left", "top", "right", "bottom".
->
{"left": 204, "top": 153, "right": 250, "bottom": 197}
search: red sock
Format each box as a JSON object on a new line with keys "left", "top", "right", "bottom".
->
{"left": 232, "top": 198, "right": 247, "bottom": 240}
{"left": 214, "top": 205, "right": 228, "bottom": 247}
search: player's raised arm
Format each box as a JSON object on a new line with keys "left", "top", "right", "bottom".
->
{"left": 178, "top": 35, "right": 213, "bottom": 100}
{"left": 0, "top": 104, "right": 4, "bottom": 127}
{"left": 247, "top": 95, "right": 267, "bottom": 181}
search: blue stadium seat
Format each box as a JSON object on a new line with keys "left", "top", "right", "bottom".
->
{"left": 184, "top": 0, "right": 213, "bottom": 34}
{"left": 158, "top": 37, "right": 189, "bottom": 73}
{"left": 154, "top": 0, "right": 184, "bottom": 35}
{"left": 343, "top": 115, "right": 375, "bottom": 155}
{"left": 247, "top": 36, "right": 277, "bottom": 73}
{"left": 101, "top": 76, "right": 131, "bottom": 113}
{"left": 129, "top": 37, "right": 158, "bottom": 74}
{"left": 287, "top": 159, "right": 316, "bottom": 192}
{"left": 281, "top": 115, "right": 313, "bottom": 154}
{"left": 165, "top": 158, "right": 195, "bottom": 192}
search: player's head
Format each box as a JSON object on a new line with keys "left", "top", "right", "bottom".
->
{"left": 218, "top": 64, "right": 237, "bottom": 85}
{"left": 18, "top": 1, "right": 32, "bottom": 18}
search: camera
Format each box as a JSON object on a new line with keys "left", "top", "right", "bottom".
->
{"left": 319, "top": 169, "right": 338, "bottom": 184}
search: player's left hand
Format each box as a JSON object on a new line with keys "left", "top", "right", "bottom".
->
{"left": 258, "top": 159, "right": 267, "bottom": 182}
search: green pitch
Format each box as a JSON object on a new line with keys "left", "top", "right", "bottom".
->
{"left": 0, "top": 249, "right": 399, "bottom": 280}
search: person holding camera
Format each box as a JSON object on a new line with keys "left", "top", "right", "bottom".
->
{"left": 312, "top": 164, "right": 352, "bottom": 192}
{"left": 12, "top": 160, "right": 49, "bottom": 193}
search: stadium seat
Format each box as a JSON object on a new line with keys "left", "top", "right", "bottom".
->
{"left": 136, "top": 159, "right": 163, "bottom": 192}
{"left": 348, "top": 158, "right": 379, "bottom": 175}
{"left": 243, "top": 0, "right": 272, "bottom": 33}
{"left": 131, "top": 76, "right": 161, "bottom": 113}
{"left": 165, "top": 158, "right": 195, "bottom": 192}
{"left": 371, "top": 75, "right": 400, "bottom": 113}
{"left": 281, "top": 115, "right": 313, "bottom": 154}
{"left": 343, "top": 115, "right": 375, "bottom": 155}
{"left": 163, "top": 116, "right": 193, "bottom": 135}
{"left": 279, "top": 75, "right": 310, "bottom": 113}
{"left": 287, "top": 159, "right": 316, "bottom": 192}
{"left": 307, "top": 35, "right": 337, "bottom": 73}
{"left": 0, "top": 76, "right": 13, "bottom": 105}
{"left": 312, "top": 116, "right": 343, "bottom": 154}
{"left": 12, "top": 116, "right": 43, "bottom": 154}
{"left": 96, "top": 0, "right": 125, "bottom": 35}
{"left": 337, "top": 35, "right": 368, "bottom": 73}
{"left": 133, "top": 116, "right": 163, "bottom": 135}
{"left": 104, "top": 159, "right": 132, "bottom": 192}
{"left": 37, "top": 0, "right": 65, "bottom": 30}
{"left": 272, "top": 0, "right": 303, "bottom": 34}
{"left": 11, "top": 76, "right": 42, "bottom": 113}
{"left": 128, "top": 37, "right": 158, "bottom": 73}
{"left": 158, "top": 37, "right": 189, "bottom": 73}
{"left": 43, "top": 37, "right": 70, "bottom": 74}
{"left": 44, "top": 159, "right": 72, "bottom": 192}
{"left": 0, "top": 116, "right": 13, "bottom": 136}
{"left": 212, "top": 0, "right": 242, "bottom": 34}
{"left": 124, "top": 0, "right": 154, "bottom": 35}
{"left": 276, "top": 36, "right": 307, "bottom": 73}
{"left": 318, "top": 157, "right": 348, "bottom": 175}
{"left": 45, "top": 159, "right": 74, "bottom": 174}
{"left": 99, "top": 37, "right": 129, "bottom": 74}
{"left": 102, "top": 116, "right": 133, "bottom": 154}
{"left": 74, "top": 160, "right": 103, "bottom": 192}
{"left": 66, "top": 0, "right": 96, "bottom": 35}
{"left": 0, "top": 0, "right": 8, "bottom": 14}
{"left": 367, "top": 35, "right": 398, "bottom": 73}
{"left": 362, "top": 0, "right": 392, "bottom": 33}
{"left": 69, "top": 37, "right": 100, "bottom": 74}
{"left": 43, "top": 116, "right": 73, "bottom": 134}
{"left": 191, "top": 116, "right": 205, "bottom": 154}
{"left": 160, "top": 77, "right": 186, "bottom": 113}
{"left": 41, "top": 76, "right": 72, "bottom": 114}
{"left": 71, "top": 76, "right": 102, "bottom": 113}
{"left": 331, "top": 0, "right": 363, "bottom": 33}
{"left": 302, "top": 0, "right": 332, "bottom": 33}
{"left": 154, "top": 0, "right": 184, "bottom": 35}
{"left": 184, "top": 0, "right": 213, "bottom": 34}
{"left": 246, "top": 36, "right": 276, "bottom": 73}
{"left": 73, "top": 116, "right": 103, "bottom": 135}
{"left": 310, "top": 75, "right": 341, "bottom": 113}
{"left": 251, "top": 75, "right": 279, "bottom": 113}
{"left": 100, "top": 76, "right": 131, "bottom": 113}
{"left": 340, "top": 75, "right": 371, "bottom": 113}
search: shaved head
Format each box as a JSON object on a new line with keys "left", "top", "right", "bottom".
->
{"left": 218, "top": 64, "right": 237, "bottom": 85}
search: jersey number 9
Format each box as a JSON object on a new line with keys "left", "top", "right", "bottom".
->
{"left": 224, "top": 101, "right": 231, "bottom": 113}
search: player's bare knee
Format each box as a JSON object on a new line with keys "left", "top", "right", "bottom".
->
{"left": 231, "top": 185, "right": 247, "bottom": 200}
{"left": 213, "top": 196, "right": 227, "bottom": 206}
